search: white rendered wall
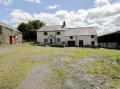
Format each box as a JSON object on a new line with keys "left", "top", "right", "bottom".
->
{"left": 37, "top": 31, "right": 65, "bottom": 45}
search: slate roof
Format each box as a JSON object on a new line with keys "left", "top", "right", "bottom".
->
{"left": 37, "top": 25, "right": 97, "bottom": 36}
{"left": 65, "top": 27, "right": 97, "bottom": 36}
{"left": 37, "top": 25, "right": 66, "bottom": 32}
{"left": 0, "top": 21, "right": 20, "bottom": 33}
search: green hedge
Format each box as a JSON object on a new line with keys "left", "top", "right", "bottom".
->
{"left": 50, "top": 44, "right": 65, "bottom": 48}
{"left": 0, "top": 40, "right": 2, "bottom": 44}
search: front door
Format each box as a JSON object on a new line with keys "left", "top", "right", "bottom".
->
{"left": 50, "top": 38, "right": 53, "bottom": 44}
{"left": 9, "top": 36, "right": 12, "bottom": 44}
{"left": 91, "top": 41, "right": 95, "bottom": 47}
{"left": 79, "top": 40, "right": 83, "bottom": 47}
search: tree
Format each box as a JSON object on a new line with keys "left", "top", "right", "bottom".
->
{"left": 17, "top": 20, "right": 45, "bottom": 41}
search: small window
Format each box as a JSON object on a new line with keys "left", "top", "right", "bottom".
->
{"left": 0, "top": 26, "right": 2, "bottom": 35}
{"left": 57, "top": 32, "right": 60, "bottom": 35}
{"left": 44, "top": 39, "right": 47, "bottom": 43}
{"left": 44, "top": 32, "right": 47, "bottom": 35}
{"left": 70, "top": 36, "right": 73, "bottom": 39}
{"left": 91, "top": 35, "right": 94, "bottom": 38}
{"left": 57, "top": 38, "right": 61, "bottom": 42}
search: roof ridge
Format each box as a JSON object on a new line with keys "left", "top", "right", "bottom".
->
{"left": 66, "top": 27, "right": 97, "bottom": 29}
{"left": 0, "top": 21, "right": 20, "bottom": 33}
{"left": 45, "top": 25, "right": 62, "bottom": 27}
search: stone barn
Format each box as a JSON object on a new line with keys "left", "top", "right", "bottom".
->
{"left": 0, "top": 21, "right": 22, "bottom": 45}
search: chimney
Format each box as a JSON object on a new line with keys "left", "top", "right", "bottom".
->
{"left": 62, "top": 21, "right": 66, "bottom": 28}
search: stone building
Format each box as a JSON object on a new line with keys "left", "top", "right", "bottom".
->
{"left": 0, "top": 21, "right": 22, "bottom": 44}
{"left": 37, "top": 22, "right": 97, "bottom": 47}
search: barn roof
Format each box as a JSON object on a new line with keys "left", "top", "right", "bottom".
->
{"left": 65, "top": 27, "right": 97, "bottom": 36}
{"left": 98, "top": 28, "right": 120, "bottom": 37}
{"left": 0, "top": 21, "right": 21, "bottom": 33}
{"left": 37, "top": 25, "right": 66, "bottom": 32}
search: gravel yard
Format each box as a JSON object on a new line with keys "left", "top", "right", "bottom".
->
{"left": 0, "top": 44, "right": 120, "bottom": 89}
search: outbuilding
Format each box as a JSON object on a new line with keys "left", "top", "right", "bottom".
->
{"left": 98, "top": 30, "right": 120, "bottom": 49}
{"left": 0, "top": 21, "right": 22, "bottom": 44}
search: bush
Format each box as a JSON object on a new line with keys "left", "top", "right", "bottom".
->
{"left": 50, "top": 44, "right": 65, "bottom": 48}
{"left": 115, "top": 57, "right": 120, "bottom": 65}
{"left": 0, "top": 41, "right": 2, "bottom": 44}
{"left": 84, "top": 45, "right": 91, "bottom": 48}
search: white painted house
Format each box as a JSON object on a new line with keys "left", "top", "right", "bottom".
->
{"left": 37, "top": 23, "right": 97, "bottom": 47}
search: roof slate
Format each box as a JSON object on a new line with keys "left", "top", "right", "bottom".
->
{"left": 37, "top": 25, "right": 97, "bottom": 36}
{"left": 0, "top": 21, "right": 20, "bottom": 33}
{"left": 65, "top": 27, "right": 97, "bottom": 36}
{"left": 37, "top": 25, "right": 66, "bottom": 32}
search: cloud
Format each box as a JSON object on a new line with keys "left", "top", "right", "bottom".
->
{"left": 10, "top": 1, "right": 120, "bottom": 35}
{"left": 10, "top": 9, "right": 33, "bottom": 24}
{"left": 26, "top": 0, "right": 41, "bottom": 4}
{"left": 0, "top": 0, "right": 12, "bottom": 5}
{"left": 45, "top": 5, "right": 60, "bottom": 9}
{"left": 94, "top": 0, "right": 112, "bottom": 7}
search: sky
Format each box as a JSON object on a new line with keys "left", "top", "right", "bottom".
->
{"left": 0, "top": 0, "right": 120, "bottom": 35}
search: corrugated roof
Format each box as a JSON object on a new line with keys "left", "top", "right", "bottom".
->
{"left": 98, "top": 28, "right": 120, "bottom": 37}
{"left": 37, "top": 25, "right": 66, "bottom": 32}
{"left": 65, "top": 27, "right": 97, "bottom": 36}
{"left": 0, "top": 21, "right": 20, "bottom": 33}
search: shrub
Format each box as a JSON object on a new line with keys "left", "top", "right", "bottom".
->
{"left": 0, "top": 41, "right": 2, "bottom": 44}
{"left": 84, "top": 45, "right": 91, "bottom": 48}
{"left": 50, "top": 44, "right": 65, "bottom": 48}
{"left": 115, "top": 57, "right": 120, "bottom": 65}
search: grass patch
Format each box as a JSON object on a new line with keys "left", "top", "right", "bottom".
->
{"left": 0, "top": 44, "right": 120, "bottom": 89}
{"left": 0, "top": 58, "right": 39, "bottom": 89}
{"left": 85, "top": 59, "right": 120, "bottom": 88}
{"left": 86, "top": 60, "right": 120, "bottom": 77}
{"left": 52, "top": 67, "right": 65, "bottom": 78}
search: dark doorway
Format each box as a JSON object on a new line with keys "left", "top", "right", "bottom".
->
{"left": 9, "top": 36, "right": 13, "bottom": 45}
{"left": 91, "top": 41, "right": 95, "bottom": 47}
{"left": 50, "top": 38, "right": 53, "bottom": 44}
{"left": 68, "top": 41, "right": 75, "bottom": 47}
{"left": 79, "top": 40, "right": 83, "bottom": 47}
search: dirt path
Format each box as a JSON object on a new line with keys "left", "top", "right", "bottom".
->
{"left": 0, "top": 46, "right": 11, "bottom": 52}
{"left": 16, "top": 52, "right": 65, "bottom": 89}
{"left": 17, "top": 64, "right": 56, "bottom": 89}
{"left": 16, "top": 54, "right": 111, "bottom": 89}
{"left": 63, "top": 55, "right": 111, "bottom": 89}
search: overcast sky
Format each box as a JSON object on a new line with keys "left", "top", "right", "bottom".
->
{"left": 0, "top": 0, "right": 120, "bottom": 34}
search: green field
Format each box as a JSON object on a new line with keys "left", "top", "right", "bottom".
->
{"left": 0, "top": 44, "right": 120, "bottom": 89}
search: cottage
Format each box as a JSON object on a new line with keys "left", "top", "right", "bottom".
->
{"left": 0, "top": 21, "right": 22, "bottom": 44}
{"left": 37, "top": 22, "right": 97, "bottom": 47}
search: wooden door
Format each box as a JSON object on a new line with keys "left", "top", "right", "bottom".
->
{"left": 68, "top": 41, "right": 75, "bottom": 47}
{"left": 9, "top": 36, "right": 12, "bottom": 44}
{"left": 79, "top": 40, "right": 83, "bottom": 47}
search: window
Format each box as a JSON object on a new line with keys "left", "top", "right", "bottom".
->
{"left": 91, "top": 35, "right": 94, "bottom": 38}
{"left": 70, "top": 36, "right": 73, "bottom": 39}
{"left": 57, "top": 32, "right": 60, "bottom": 35}
{"left": 44, "top": 32, "right": 47, "bottom": 35}
{"left": 91, "top": 41, "right": 95, "bottom": 46}
{"left": 57, "top": 38, "right": 61, "bottom": 42}
{"left": 0, "top": 26, "right": 2, "bottom": 35}
{"left": 44, "top": 39, "right": 47, "bottom": 43}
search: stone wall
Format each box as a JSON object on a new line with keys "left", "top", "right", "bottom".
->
{"left": 0, "top": 26, "right": 22, "bottom": 44}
